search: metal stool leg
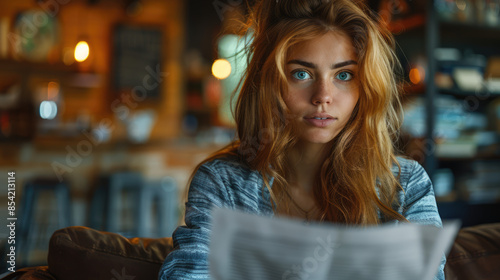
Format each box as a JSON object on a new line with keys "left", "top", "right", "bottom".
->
{"left": 158, "top": 176, "right": 178, "bottom": 237}
{"left": 93, "top": 172, "right": 143, "bottom": 236}
{"left": 137, "top": 185, "right": 151, "bottom": 237}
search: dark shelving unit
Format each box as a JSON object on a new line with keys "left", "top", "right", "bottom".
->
{"left": 425, "top": 1, "right": 500, "bottom": 226}
{"left": 381, "top": 0, "right": 500, "bottom": 226}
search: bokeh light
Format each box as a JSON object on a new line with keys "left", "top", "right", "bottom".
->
{"left": 409, "top": 66, "right": 425, "bottom": 84}
{"left": 74, "top": 41, "right": 90, "bottom": 62}
{"left": 211, "top": 58, "right": 231, "bottom": 79}
{"left": 39, "top": 101, "right": 58, "bottom": 120}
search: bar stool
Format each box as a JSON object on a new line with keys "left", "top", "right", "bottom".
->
{"left": 17, "top": 179, "right": 72, "bottom": 265}
{"left": 137, "top": 176, "right": 179, "bottom": 238}
{"left": 89, "top": 172, "right": 179, "bottom": 238}
{"left": 89, "top": 172, "right": 143, "bottom": 236}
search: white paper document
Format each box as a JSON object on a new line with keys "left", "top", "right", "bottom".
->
{"left": 209, "top": 207, "right": 460, "bottom": 280}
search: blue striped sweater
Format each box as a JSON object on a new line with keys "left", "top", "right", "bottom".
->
{"left": 159, "top": 155, "right": 445, "bottom": 279}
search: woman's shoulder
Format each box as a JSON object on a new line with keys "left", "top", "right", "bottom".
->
{"left": 199, "top": 154, "right": 256, "bottom": 179}
{"left": 195, "top": 154, "right": 267, "bottom": 194}
{"left": 393, "top": 156, "right": 418, "bottom": 173}
{"left": 193, "top": 154, "right": 273, "bottom": 212}
{"left": 393, "top": 156, "right": 430, "bottom": 189}
{"left": 392, "top": 158, "right": 440, "bottom": 227}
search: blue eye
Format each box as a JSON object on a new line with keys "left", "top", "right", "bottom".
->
{"left": 292, "top": 70, "right": 311, "bottom": 80}
{"left": 336, "top": 71, "right": 353, "bottom": 81}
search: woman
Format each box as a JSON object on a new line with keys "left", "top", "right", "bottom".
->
{"left": 160, "top": 0, "right": 444, "bottom": 279}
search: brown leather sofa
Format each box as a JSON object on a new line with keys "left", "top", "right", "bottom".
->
{"left": 3, "top": 223, "right": 500, "bottom": 280}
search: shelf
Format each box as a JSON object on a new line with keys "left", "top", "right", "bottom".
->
{"left": 439, "top": 19, "right": 500, "bottom": 33}
{"left": 399, "top": 85, "right": 500, "bottom": 99}
{"left": 391, "top": 17, "right": 500, "bottom": 41}
{"left": 438, "top": 19, "right": 500, "bottom": 48}
{"left": 438, "top": 154, "right": 500, "bottom": 162}
{"left": 438, "top": 88, "right": 500, "bottom": 98}
{"left": 0, "top": 59, "right": 102, "bottom": 88}
{"left": 437, "top": 200, "right": 500, "bottom": 227}
{"left": 0, "top": 59, "right": 78, "bottom": 74}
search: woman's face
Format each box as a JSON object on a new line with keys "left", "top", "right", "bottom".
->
{"left": 283, "top": 30, "right": 360, "bottom": 146}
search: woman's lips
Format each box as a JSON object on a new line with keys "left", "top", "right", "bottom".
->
{"left": 304, "top": 117, "right": 337, "bottom": 128}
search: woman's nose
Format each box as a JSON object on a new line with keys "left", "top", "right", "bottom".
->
{"left": 311, "top": 79, "right": 333, "bottom": 105}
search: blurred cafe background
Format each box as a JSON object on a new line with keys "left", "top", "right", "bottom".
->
{"left": 0, "top": 0, "right": 499, "bottom": 268}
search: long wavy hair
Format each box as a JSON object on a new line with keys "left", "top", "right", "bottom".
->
{"left": 191, "top": 0, "right": 407, "bottom": 225}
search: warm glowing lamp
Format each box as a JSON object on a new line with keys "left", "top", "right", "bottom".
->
{"left": 74, "top": 41, "right": 90, "bottom": 62}
{"left": 409, "top": 68, "right": 420, "bottom": 84}
{"left": 212, "top": 58, "right": 231, "bottom": 79}
{"left": 409, "top": 66, "right": 425, "bottom": 85}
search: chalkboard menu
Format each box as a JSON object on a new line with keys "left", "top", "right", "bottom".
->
{"left": 112, "top": 25, "right": 163, "bottom": 99}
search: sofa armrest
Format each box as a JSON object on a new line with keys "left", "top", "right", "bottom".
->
{"left": 444, "top": 223, "right": 500, "bottom": 280}
{"left": 47, "top": 226, "right": 173, "bottom": 280}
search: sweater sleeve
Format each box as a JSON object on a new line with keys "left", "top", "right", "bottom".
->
{"left": 158, "top": 163, "right": 233, "bottom": 279}
{"left": 402, "top": 160, "right": 445, "bottom": 280}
